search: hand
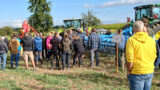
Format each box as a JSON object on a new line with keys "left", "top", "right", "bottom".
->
{"left": 127, "top": 72, "right": 131, "bottom": 75}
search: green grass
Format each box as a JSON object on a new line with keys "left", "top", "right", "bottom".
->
{"left": 94, "top": 23, "right": 128, "bottom": 30}
{"left": 0, "top": 52, "right": 160, "bottom": 90}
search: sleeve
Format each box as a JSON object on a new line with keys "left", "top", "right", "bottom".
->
{"left": 126, "top": 38, "right": 134, "bottom": 62}
{"left": 4, "top": 38, "right": 9, "bottom": 46}
{"left": 88, "top": 35, "right": 91, "bottom": 47}
{"left": 98, "top": 35, "right": 100, "bottom": 48}
{"left": 21, "top": 38, "right": 23, "bottom": 44}
{"left": 4, "top": 43, "right": 8, "bottom": 53}
{"left": 17, "top": 40, "right": 20, "bottom": 48}
{"left": 32, "top": 39, "right": 34, "bottom": 50}
{"left": 154, "top": 43, "right": 160, "bottom": 67}
{"left": 50, "top": 39, "right": 52, "bottom": 44}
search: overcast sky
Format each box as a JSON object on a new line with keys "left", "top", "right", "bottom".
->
{"left": 0, "top": 0, "right": 159, "bottom": 28}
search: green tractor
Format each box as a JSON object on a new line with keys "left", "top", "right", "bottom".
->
{"left": 134, "top": 4, "right": 160, "bottom": 40}
{"left": 63, "top": 18, "right": 84, "bottom": 30}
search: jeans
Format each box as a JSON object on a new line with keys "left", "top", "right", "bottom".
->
{"left": 17, "top": 51, "right": 20, "bottom": 61}
{"left": 128, "top": 73, "right": 153, "bottom": 90}
{"left": 11, "top": 54, "right": 19, "bottom": 68}
{"left": 115, "top": 49, "right": 124, "bottom": 66}
{"left": 62, "top": 50, "right": 71, "bottom": 69}
{"left": 90, "top": 49, "right": 99, "bottom": 66}
{"left": 51, "top": 53, "right": 60, "bottom": 69}
{"left": 0, "top": 53, "right": 7, "bottom": 70}
{"left": 73, "top": 52, "right": 83, "bottom": 66}
{"left": 34, "top": 52, "right": 43, "bottom": 63}
{"left": 47, "top": 50, "right": 52, "bottom": 60}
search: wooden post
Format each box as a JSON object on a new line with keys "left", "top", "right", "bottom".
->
{"left": 122, "top": 52, "right": 125, "bottom": 72}
{"left": 116, "top": 43, "right": 118, "bottom": 74}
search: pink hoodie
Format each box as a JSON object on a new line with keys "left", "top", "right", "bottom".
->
{"left": 46, "top": 36, "right": 53, "bottom": 50}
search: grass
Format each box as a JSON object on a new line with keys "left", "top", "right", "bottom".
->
{"left": 0, "top": 52, "right": 160, "bottom": 90}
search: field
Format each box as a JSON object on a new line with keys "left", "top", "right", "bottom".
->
{"left": 0, "top": 52, "right": 160, "bottom": 90}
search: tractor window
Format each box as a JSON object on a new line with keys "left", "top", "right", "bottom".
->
{"left": 64, "top": 21, "right": 71, "bottom": 28}
{"left": 136, "top": 10, "right": 141, "bottom": 20}
{"left": 141, "top": 8, "right": 152, "bottom": 19}
{"left": 73, "top": 20, "right": 81, "bottom": 29}
{"left": 153, "top": 7, "right": 160, "bottom": 19}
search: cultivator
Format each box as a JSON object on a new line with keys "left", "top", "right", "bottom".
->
{"left": 99, "top": 26, "right": 132, "bottom": 55}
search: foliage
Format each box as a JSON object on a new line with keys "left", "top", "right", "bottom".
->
{"left": 28, "top": 0, "right": 53, "bottom": 32}
{"left": 94, "top": 23, "right": 128, "bottom": 30}
{"left": 0, "top": 26, "right": 17, "bottom": 36}
{"left": 82, "top": 10, "right": 101, "bottom": 27}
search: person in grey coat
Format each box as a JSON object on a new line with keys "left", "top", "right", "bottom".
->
{"left": 0, "top": 36, "right": 8, "bottom": 70}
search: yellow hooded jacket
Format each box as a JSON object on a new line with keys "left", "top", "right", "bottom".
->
{"left": 126, "top": 32, "right": 157, "bottom": 74}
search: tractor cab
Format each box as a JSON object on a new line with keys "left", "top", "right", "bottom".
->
{"left": 134, "top": 4, "right": 160, "bottom": 22}
{"left": 63, "top": 19, "right": 83, "bottom": 30}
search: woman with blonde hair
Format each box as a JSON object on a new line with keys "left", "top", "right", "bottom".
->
{"left": 46, "top": 32, "right": 53, "bottom": 61}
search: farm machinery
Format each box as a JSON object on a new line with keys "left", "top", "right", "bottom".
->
{"left": 63, "top": 18, "right": 85, "bottom": 31}
{"left": 85, "top": 4, "right": 160, "bottom": 55}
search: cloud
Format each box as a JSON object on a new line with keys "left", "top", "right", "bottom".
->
{"left": 0, "top": 19, "right": 23, "bottom": 28}
{"left": 83, "top": 0, "right": 160, "bottom": 8}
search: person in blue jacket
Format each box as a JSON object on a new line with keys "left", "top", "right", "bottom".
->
{"left": 33, "top": 33, "right": 43, "bottom": 67}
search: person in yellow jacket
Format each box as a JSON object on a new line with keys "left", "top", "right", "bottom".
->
{"left": 126, "top": 21, "right": 157, "bottom": 90}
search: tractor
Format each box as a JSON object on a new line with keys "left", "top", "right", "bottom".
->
{"left": 63, "top": 18, "right": 85, "bottom": 31}
{"left": 134, "top": 4, "right": 160, "bottom": 40}
{"left": 94, "top": 4, "right": 160, "bottom": 54}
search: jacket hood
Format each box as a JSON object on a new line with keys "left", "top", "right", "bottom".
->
{"left": 64, "top": 38, "right": 70, "bottom": 42}
{"left": 23, "top": 36, "right": 32, "bottom": 40}
{"left": 47, "top": 36, "right": 53, "bottom": 39}
{"left": 74, "top": 39, "right": 81, "bottom": 42}
{"left": 11, "top": 39, "right": 17, "bottom": 43}
{"left": 132, "top": 32, "right": 148, "bottom": 43}
{"left": 35, "top": 37, "right": 41, "bottom": 40}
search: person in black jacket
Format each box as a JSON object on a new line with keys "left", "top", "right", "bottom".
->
{"left": 21, "top": 33, "right": 35, "bottom": 69}
{"left": 0, "top": 36, "right": 8, "bottom": 70}
{"left": 50, "top": 32, "right": 61, "bottom": 70}
{"left": 72, "top": 35, "right": 85, "bottom": 67}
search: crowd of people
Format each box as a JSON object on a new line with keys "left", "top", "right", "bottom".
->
{"left": 0, "top": 28, "right": 101, "bottom": 70}
{"left": 0, "top": 20, "right": 160, "bottom": 90}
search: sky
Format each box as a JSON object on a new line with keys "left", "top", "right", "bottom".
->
{"left": 0, "top": 0, "right": 160, "bottom": 28}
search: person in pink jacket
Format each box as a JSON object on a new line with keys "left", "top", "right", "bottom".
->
{"left": 46, "top": 32, "right": 53, "bottom": 61}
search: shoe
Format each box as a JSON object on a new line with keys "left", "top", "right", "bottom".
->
{"left": 67, "top": 68, "right": 70, "bottom": 70}
{"left": 79, "top": 65, "right": 82, "bottom": 68}
{"left": 90, "top": 64, "right": 94, "bottom": 68}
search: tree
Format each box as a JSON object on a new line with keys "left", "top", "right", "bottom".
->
{"left": 28, "top": 0, "right": 53, "bottom": 32}
{"left": 82, "top": 10, "right": 101, "bottom": 27}
{"left": 0, "top": 26, "right": 15, "bottom": 36}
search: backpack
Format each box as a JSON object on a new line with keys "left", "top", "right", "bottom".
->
{"left": 46, "top": 36, "right": 53, "bottom": 50}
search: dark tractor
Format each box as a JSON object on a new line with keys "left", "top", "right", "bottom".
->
{"left": 63, "top": 19, "right": 84, "bottom": 30}
{"left": 134, "top": 4, "right": 160, "bottom": 39}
